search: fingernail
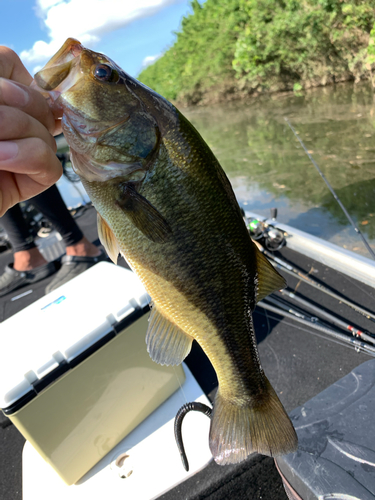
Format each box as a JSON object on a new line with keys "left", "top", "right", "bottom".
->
{"left": 0, "top": 78, "right": 29, "bottom": 107}
{"left": 0, "top": 141, "right": 19, "bottom": 161}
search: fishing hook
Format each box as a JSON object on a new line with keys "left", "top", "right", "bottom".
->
{"left": 174, "top": 401, "right": 212, "bottom": 471}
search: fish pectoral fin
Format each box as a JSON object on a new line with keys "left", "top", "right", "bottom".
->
{"left": 146, "top": 304, "right": 193, "bottom": 366}
{"left": 255, "top": 243, "right": 286, "bottom": 302}
{"left": 209, "top": 378, "right": 298, "bottom": 465}
{"left": 116, "top": 183, "right": 172, "bottom": 244}
{"left": 97, "top": 213, "right": 119, "bottom": 264}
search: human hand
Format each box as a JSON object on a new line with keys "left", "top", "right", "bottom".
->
{"left": 0, "top": 46, "right": 63, "bottom": 217}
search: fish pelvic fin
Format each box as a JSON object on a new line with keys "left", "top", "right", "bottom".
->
{"left": 209, "top": 377, "right": 298, "bottom": 465}
{"left": 116, "top": 183, "right": 172, "bottom": 244}
{"left": 146, "top": 304, "right": 193, "bottom": 366}
{"left": 97, "top": 213, "right": 119, "bottom": 264}
{"left": 255, "top": 243, "right": 286, "bottom": 302}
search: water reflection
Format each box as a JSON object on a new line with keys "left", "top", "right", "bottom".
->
{"left": 184, "top": 81, "right": 375, "bottom": 257}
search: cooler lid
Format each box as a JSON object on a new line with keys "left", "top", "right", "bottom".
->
{"left": 0, "top": 262, "right": 150, "bottom": 411}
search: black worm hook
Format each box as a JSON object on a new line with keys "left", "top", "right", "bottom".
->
{"left": 174, "top": 401, "right": 212, "bottom": 471}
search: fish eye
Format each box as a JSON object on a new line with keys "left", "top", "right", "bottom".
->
{"left": 93, "top": 64, "right": 119, "bottom": 83}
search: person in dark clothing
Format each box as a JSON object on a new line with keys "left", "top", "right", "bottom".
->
{"left": 0, "top": 184, "right": 106, "bottom": 296}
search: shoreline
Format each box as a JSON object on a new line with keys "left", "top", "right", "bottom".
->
{"left": 173, "top": 74, "right": 374, "bottom": 109}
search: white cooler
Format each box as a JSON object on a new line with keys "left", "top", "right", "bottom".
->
{"left": 0, "top": 262, "right": 185, "bottom": 485}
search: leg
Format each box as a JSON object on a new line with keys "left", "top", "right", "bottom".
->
{"left": 0, "top": 203, "right": 48, "bottom": 271}
{"left": 0, "top": 203, "right": 56, "bottom": 296}
{"left": 30, "top": 185, "right": 100, "bottom": 257}
{"left": 31, "top": 185, "right": 106, "bottom": 292}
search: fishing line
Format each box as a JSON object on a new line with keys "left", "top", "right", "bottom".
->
{"left": 284, "top": 117, "right": 375, "bottom": 261}
{"left": 263, "top": 305, "right": 272, "bottom": 337}
{"left": 173, "top": 365, "right": 189, "bottom": 405}
{"left": 342, "top": 273, "right": 375, "bottom": 303}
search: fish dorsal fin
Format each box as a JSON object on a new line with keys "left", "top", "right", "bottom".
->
{"left": 254, "top": 243, "right": 286, "bottom": 302}
{"left": 146, "top": 304, "right": 193, "bottom": 366}
{"left": 117, "top": 183, "right": 172, "bottom": 244}
{"left": 97, "top": 213, "right": 119, "bottom": 264}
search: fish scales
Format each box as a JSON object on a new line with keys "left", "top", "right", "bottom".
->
{"left": 33, "top": 38, "right": 298, "bottom": 466}
{"left": 88, "top": 136, "right": 258, "bottom": 396}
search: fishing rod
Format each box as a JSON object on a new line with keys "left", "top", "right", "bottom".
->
{"left": 277, "top": 288, "right": 375, "bottom": 345}
{"left": 284, "top": 117, "right": 375, "bottom": 261}
{"left": 265, "top": 295, "right": 318, "bottom": 323}
{"left": 257, "top": 300, "right": 375, "bottom": 357}
{"left": 243, "top": 211, "right": 375, "bottom": 323}
{"left": 261, "top": 246, "right": 375, "bottom": 323}
{"left": 262, "top": 294, "right": 355, "bottom": 341}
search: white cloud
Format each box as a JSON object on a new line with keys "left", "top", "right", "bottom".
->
{"left": 21, "top": 0, "right": 181, "bottom": 70}
{"left": 32, "top": 64, "right": 44, "bottom": 74}
{"left": 141, "top": 53, "right": 162, "bottom": 69}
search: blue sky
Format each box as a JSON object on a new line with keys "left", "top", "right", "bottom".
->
{"left": 0, "top": 0, "right": 195, "bottom": 78}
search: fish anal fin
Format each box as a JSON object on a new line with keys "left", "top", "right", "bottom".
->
{"left": 97, "top": 213, "right": 119, "bottom": 264}
{"left": 116, "top": 183, "right": 172, "bottom": 244}
{"left": 146, "top": 305, "right": 193, "bottom": 366}
{"left": 209, "top": 377, "right": 298, "bottom": 465}
{"left": 255, "top": 244, "right": 286, "bottom": 302}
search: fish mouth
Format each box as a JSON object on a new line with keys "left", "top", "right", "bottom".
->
{"left": 31, "top": 38, "right": 84, "bottom": 115}
{"left": 34, "top": 38, "right": 83, "bottom": 92}
{"left": 32, "top": 38, "right": 146, "bottom": 183}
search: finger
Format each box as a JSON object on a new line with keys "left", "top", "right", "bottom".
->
{"left": 0, "top": 105, "right": 57, "bottom": 152}
{"left": 0, "top": 137, "right": 62, "bottom": 180}
{"left": 0, "top": 170, "right": 57, "bottom": 218}
{"left": 0, "top": 47, "right": 62, "bottom": 135}
{"left": 55, "top": 121, "right": 62, "bottom": 135}
{"left": 0, "top": 137, "right": 62, "bottom": 216}
{"left": 0, "top": 46, "right": 32, "bottom": 85}
{"left": 0, "top": 78, "right": 58, "bottom": 135}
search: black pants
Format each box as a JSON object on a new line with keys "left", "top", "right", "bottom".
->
{"left": 0, "top": 184, "right": 83, "bottom": 253}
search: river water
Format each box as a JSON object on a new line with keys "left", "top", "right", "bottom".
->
{"left": 57, "top": 81, "right": 375, "bottom": 259}
{"left": 183, "top": 81, "right": 375, "bottom": 259}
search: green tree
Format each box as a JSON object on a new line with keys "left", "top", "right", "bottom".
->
{"left": 139, "top": 0, "right": 375, "bottom": 104}
{"left": 233, "top": 0, "right": 375, "bottom": 91}
{"left": 139, "top": 0, "right": 245, "bottom": 103}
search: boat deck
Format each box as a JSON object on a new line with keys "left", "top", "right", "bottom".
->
{"left": 1, "top": 205, "right": 374, "bottom": 500}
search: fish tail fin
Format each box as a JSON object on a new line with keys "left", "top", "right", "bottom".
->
{"left": 209, "top": 377, "right": 298, "bottom": 465}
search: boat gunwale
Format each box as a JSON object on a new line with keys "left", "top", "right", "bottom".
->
{"left": 244, "top": 210, "right": 375, "bottom": 289}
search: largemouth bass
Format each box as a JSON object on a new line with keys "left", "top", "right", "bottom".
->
{"left": 33, "top": 38, "right": 298, "bottom": 465}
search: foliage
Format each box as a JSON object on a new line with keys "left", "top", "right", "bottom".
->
{"left": 367, "top": 24, "right": 375, "bottom": 65}
{"left": 139, "top": 0, "right": 375, "bottom": 104}
{"left": 233, "top": 0, "right": 375, "bottom": 90}
{"left": 139, "top": 0, "right": 245, "bottom": 103}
